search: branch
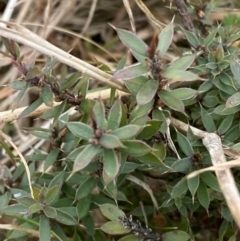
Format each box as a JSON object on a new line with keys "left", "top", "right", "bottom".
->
{"left": 0, "top": 89, "right": 129, "bottom": 123}
{"left": 202, "top": 134, "right": 240, "bottom": 229}
{"left": 174, "top": 0, "right": 194, "bottom": 32}
{"left": 0, "top": 21, "right": 128, "bottom": 92}
{"left": 170, "top": 117, "right": 240, "bottom": 159}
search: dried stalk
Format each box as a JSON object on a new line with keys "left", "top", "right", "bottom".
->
{"left": 202, "top": 134, "right": 240, "bottom": 229}
{"left": 0, "top": 21, "right": 127, "bottom": 91}
{"left": 0, "top": 89, "right": 129, "bottom": 123}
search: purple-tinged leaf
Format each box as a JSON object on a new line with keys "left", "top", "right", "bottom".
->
{"left": 158, "top": 90, "right": 185, "bottom": 114}
{"left": 113, "top": 64, "right": 148, "bottom": 81}
{"left": 136, "top": 79, "right": 159, "bottom": 105}
{"left": 168, "top": 54, "right": 197, "bottom": 70}
{"left": 162, "top": 69, "right": 201, "bottom": 82}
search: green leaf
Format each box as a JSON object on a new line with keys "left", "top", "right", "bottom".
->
{"left": 119, "top": 140, "right": 151, "bottom": 156}
{"left": 103, "top": 149, "right": 120, "bottom": 184}
{"left": 44, "top": 149, "right": 59, "bottom": 171}
{"left": 168, "top": 54, "right": 197, "bottom": 70}
{"left": 28, "top": 203, "right": 43, "bottom": 214}
{"left": 8, "top": 79, "right": 27, "bottom": 90}
{"left": 100, "top": 221, "right": 130, "bottom": 235}
{"left": 219, "top": 219, "right": 228, "bottom": 239}
{"left": 93, "top": 100, "right": 105, "bottom": 131}
{"left": 17, "top": 197, "right": 36, "bottom": 207}
{"left": 107, "top": 99, "right": 122, "bottom": 130}
{"left": 188, "top": 175, "right": 199, "bottom": 201}
{"left": 158, "top": 90, "right": 185, "bottom": 113}
{"left": 138, "top": 152, "right": 163, "bottom": 166}
{"left": 226, "top": 92, "right": 240, "bottom": 108}
{"left": 118, "top": 234, "right": 139, "bottom": 241}
{"left": 2, "top": 204, "right": 28, "bottom": 215}
{"left": 73, "top": 144, "right": 101, "bottom": 173}
{"left": 44, "top": 185, "right": 60, "bottom": 205}
{"left": 125, "top": 76, "right": 148, "bottom": 94}
{"left": 212, "top": 77, "right": 236, "bottom": 95}
{"left": 182, "top": 29, "right": 200, "bottom": 48}
{"left": 197, "top": 182, "right": 210, "bottom": 210}
{"left": 18, "top": 97, "right": 44, "bottom": 119}
{"left": 157, "top": 23, "right": 174, "bottom": 57}
{"left": 43, "top": 206, "right": 57, "bottom": 219}
{"left": 66, "top": 122, "right": 94, "bottom": 140}
{"left": 42, "top": 85, "right": 54, "bottom": 107}
{"left": 177, "top": 131, "right": 194, "bottom": 156}
{"left": 82, "top": 214, "right": 95, "bottom": 237}
{"left": 60, "top": 72, "right": 80, "bottom": 92}
{"left": 171, "top": 158, "right": 191, "bottom": 173}
{"left": 214, "top": 104, "right": 240, "bottom": 115}
{"left": 130, "top": 99, "right": 154, "bottom": 122}
{"left": 55, "top": 208, "right": 78, "bottom": 225}
{"left": 112, "top": 125, "right": 143, "bottom": 140}
{"left": 136, "top": 79, "right": 159, "bottom": 105}
{"left": 200, "top": 106, "right": 216, "bottom": 132}
{"left": 113, "top": 26, "right": 148, "bottom": 57}
{"left": 12, "top": 83, "right": 29, "bottom": 111}
{"left": 218, "top": 114, "right": 234, "bottom": 135}
{"left": 230, "top": 54, "right": 240, "bottom": 86}
{"left": 100, "top": 203, "right": 125, "bottom": 221}
{"left": 40, "top": 216, "right": 51, "bottom": 241}
{"left": 137, "top": 120, "right": 161, "bottom": 139}
{"left": 162, "top": 230, "right": 190, "bottom": 241}
{"left": 75, "top": 176, "right": 96, "bottom": 200}
{"left": 204, "top": 28, "right": 218, "bottom": 47}
{"left": 201, "top": 172, "right": 221, "bottom": 192}
{"left": 0, "top": 191, "right": 11, "bottom": 208}
{"left": 162, "top": 69, "right": 200, "bottom": 83}
{"left": 113, "top": 64, "right": 148, "bottom": 81}
{"left": 153, "top": 142, "right": 166, "bottom": 160}
{"left": 100, "top": 133, "right": 124, "bottom": 149}
{"left": 171, "top": 88, "right": 197, "bottom": 100}
{"left": 171, "top": 178, "right": 188, "bottom": 198}
{"left": 77, "top": 194, "right": 91, "bottom": 220}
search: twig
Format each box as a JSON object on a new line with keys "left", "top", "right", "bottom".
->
{"left": 174, "top": 0, "right": 194, "bottom": 32}
{"left": 202, "top": 133, "right": 240, "bottom": 229}
{"left": 170, "top": 117, "right": 240, "bottom": 159}
{"left": 134, "top": 0, "right": 164, "bottom": 30}
{"left": 0, "top": 21, "right": 127, "bottom": 91}
{"left": 0, "top": 89, "right": 129, "bottom": 123}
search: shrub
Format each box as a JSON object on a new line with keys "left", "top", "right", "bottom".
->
{"left": 1, "top": 0, "right": 240, "bottom": 240}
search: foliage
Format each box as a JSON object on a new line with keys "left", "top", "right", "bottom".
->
{"left": 1, "top": 1, "right": 240, "bottom": 241}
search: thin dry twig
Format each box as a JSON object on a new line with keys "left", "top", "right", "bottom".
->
{"left": 0, "top": 130, "right": 34, "bottom": 199}
{"left": 0, "top": 89, "right": 129, "bottom": 123}
{"left": 0, "top": 21, "right": 127, "bottom": 91}
{"left": 174, "top": 0, "right": 194, "bottom": 32}
{"left": 123, "top": 0, "right": 136, "bottom": 33}
{"left": 134, "top": 0, "right": 165, "bottom": 30}
{"left": 170, "top": 117, "right": 240, "bottom": 159}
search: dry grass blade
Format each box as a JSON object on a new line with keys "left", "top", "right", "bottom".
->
{"left": 127, "top": 174, "right": 158, "bottom": 211}
{"left": 123, "top": 0, "right": 136, "bottom": 33}
{"left": 134, "top": 0, "right": 165, "bottom": 30}
{"left": 0, "top": 224, "right": 39, "bottom": 236}
{"left": 0, "top": 21, "right": 126, "bottom": 91}
{"left": 188, "top": 159, "right": 240, "bottom": 178}
{"left": 0, "top": 130, "right": 34, "bottom": 199}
